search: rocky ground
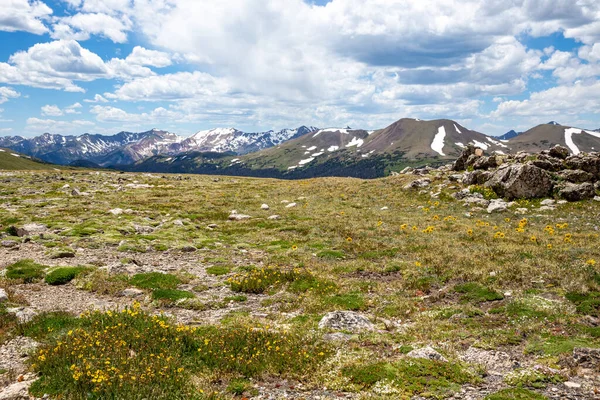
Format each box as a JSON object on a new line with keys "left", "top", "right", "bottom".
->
{"left": 1, "top": 148, "right": 600, "bottom": 399}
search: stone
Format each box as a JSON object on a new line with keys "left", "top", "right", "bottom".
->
{"left": 462, "top": 170, "right": 491, "bottom": 185}
{"left": 207, "top": 224, "right": 218, "bottom": 229}
{"left": 1, "top": 240, "right": 18, "bottom": 248}
{"left": 539, "top": 206, "right": 555, "bottom": 212}
{"left": 595, "top": 196, "right": 600, "bottom": 202}
{"left": 573, "top": 347, "right": 600, "bottom": 368}
{"left": 565, "top": 154, "right": 600, "bottom": 178}
{"left": 261, "top": 204, "right": 270, "bottom": 210}
{"left": 0, "top": 380, "right": 33, "bottom": 400}
{"left": 0, "top": 288, "right": 8, "bottom": 303}
{"left": 71, "top": 188, "right": 81, "bottom": 196}
{"left": 380, "top": 206, "right": 389, "bottom": 210}
{"left": 531, "top": 159, "right": 562, "bottom": 172}
{"left": 452, "top": 145, "right": 477, "bottom": 171}
{"left": 134, "top": 224, "right": 154, "bottom": 234}
{"left": 460, "top": 347, "right": 514, "bottom": 375}
{"left": 323, "top": 332, "right": 353, "bottom": 342}
{"left": 549, "top": 145, "right": 570, "bottom": 160}
{"left": 485, "top": 164, "right": 553, "bottom": 200}
{"left": 122, "top": 288, "right": 145, "bottom": 297}
{"left": 462, "top": 197, "right": 490, "bottom": 208}
{"left": 15, "top": 223, "right": 47, "bottom": 237}
{"left": 474, "top": 148, "right": 485, "bottom": 157}
{"left": 399, "top": 167, "right": 414, "bottom": 174}
{"left": 173, "top": 219, "right": 184, "bottom": 226}
{"left": 403, "top": 178, "right": 431, "bottom": 190}
{"left": 108, "top": 208, "right": 124, "bottom": 215}
{"left": 318, "top": 311, "right": 375, "bottom": 332}
{"left": 540, "top": 199, "right": 556, "bottom": 206}
{"left": 50, "top": 250, "right": 76, "bottom": 259}
{"left": 407, "top": 346, "right": 448, "bottom": 362}
{"left": 473, "top": 156, "right": 498, "bottom": 170}
{"left": 268, "top": 215, "right": 281, "bottom": 220}
{"left": 285, "top": 203, "right": 297, "bottom": 208}
{"left": 558, "top": 182, "right": 596, "bottom": 201}
{"left": 228, "top": 211, "right": 251, "bottom": 221}
{"left": 487, "top": 199, "right": 508, "bottom": 213}
{"left": 448, "top": 174, "right": 463, "bottom": 182}
{"left": 557, "top": 169, "right": 594, "bottom": 183}
{"left": 180, "top": 246, "right": 197, "bottom": 253}
{"left": 6, "top": 307, "right": 37, "bottom": 323}
{"left": 563, "top": 381, "right": 582, "bottom": 389}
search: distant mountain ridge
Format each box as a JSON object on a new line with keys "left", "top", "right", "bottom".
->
{"left": 497, "top": 130, "right": 521, "bottom": 140}
{"left": 0, "top": 126, "right": 319, "bottom": 166}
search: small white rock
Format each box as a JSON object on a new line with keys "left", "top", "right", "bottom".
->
{"left": 381, "top": 206, "right": 389, "bottom": 210}
{"left": 0, "top": 288, "right": 8, "bottom": 303}
{"left": 268, "top": 215, "right": 281, "bottom": 220}
{"left": 108, "top": 208, "right": 124, "bottom": 215}
{"left": 285, "top": 203, "right": 297, "bottom": 208}
{"left": 261, "top": 204, "right": 270, "bottom": 210}
{"left": 564, "top": 381, "right": 581, "bottom": 389}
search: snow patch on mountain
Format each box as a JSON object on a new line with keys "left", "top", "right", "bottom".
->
{"left": 565, "top": 128, "right": 582, "bottom": 155}
{"left": 431, "top": 126, "right": 446, "bottom": 156}
{"left": 346, "top": 137, "right": 364, "bottom": 148}
{"left": 299, "top": 157, "right": 315, "bottom": 165}
{"left": 471, "top": 140, "right": 489, "bottom": 151}
{"left": 454, "top": 124, "right": 461, "bottom": 134}
{"left": 328, "top": 145, "right": 339, "bottom": 152}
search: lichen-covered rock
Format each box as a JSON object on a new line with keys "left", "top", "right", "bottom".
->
{"left": 318, "top": 311, "right": 374, "bottom": 332}
{"left": 485, "top": 164, "right": 553, "bottom": 200}
{"left": 559, "top": 182, "right": 596, "bottom": 201}
{"left": 558, "top": 169, "right": 595, "bottom": 183}
{"left": 549, "top": 145, "right": 570, "bottom": 160}
{"left": 573, "top": 347, "right": 600, "bottom": 368}
{"left": 407, "top": 346, "right": 448, "bottom": 362}
{"left": 403, "top": 178, "right": 431, "bottom": 190}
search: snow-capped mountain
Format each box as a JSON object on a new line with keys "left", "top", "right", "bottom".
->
{"left": 166, "top": 126, "right": 319, "bottom": 155}
{"left": 0, "top": 129, "right": 183, "bottom": 166}
{"left": 0, "top": 126, "right": 319, "bottom": 166}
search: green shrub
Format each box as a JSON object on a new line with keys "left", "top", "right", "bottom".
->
{"left": 227, "top": 267, "right": 297, "bottom": 294}
{"left": 45, "top": 267, "right": 88, "bottom": 285}
{"left": 5, "top": 259, "right": 46, "bottom": 283}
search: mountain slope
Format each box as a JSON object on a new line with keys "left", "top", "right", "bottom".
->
{"left": 502, "top": 123, "right": 600, "bottom": 154}
{"left": 0, "top": 148, "right": 59, "bottom": 170}
{"left": 128, "top": 118, "right": 510, "bottom": 178}
{"left": 497, "top": 130, "right": 521, "bottom": 140}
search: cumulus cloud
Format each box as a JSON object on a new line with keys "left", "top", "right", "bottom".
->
{"left": 41, "top": 104, "right": 63, "bottom": 116}
{"left": 84, "top": 94, "right": 109, "bottom": 103}
{"left": 0, "top": 87, "right": 20, "bottom": 104}
{"left": 0, "top": 0, "right": 52, "bottom": 35}
{"left": 26, "top": 117, "right": 95, "bottom": 135}
{"left": 51, "top": 12, "right": 132, "bottom": 43}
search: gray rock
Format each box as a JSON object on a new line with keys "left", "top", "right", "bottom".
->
{"left": 460, "top": 347, "right": 514, "bottom": 375}
{"left": 0, "top": 379, "right": 33, "bottom": 400}
{"left": 594, "top": 196, "right": 600, "bottom": 202}
{"left": 1, "top": 240, "right": 18, "bottom": 248}
{"left": 540, "top": 199, "right": 556, "bottom": 206}
{"left": 549, "top": 145, "right": 570, "bottom": 160}
{"left": 557, "top": 169, "right": 594, "bottom": 183}
{"left": 399, "top": 167, "right": 414, "bottom": 174}
{"left": 452, "top": 145, "right": 478, "bottom": 171}
{"left": 318, "top": 311, "right": 375, "bottom": 332}
{"left": 462, "top": 170, "right": 491, "bottom": 185}
{"left": 573, "top": 347, "right": 600, "bottom": 368}
{"left": 487, "top": 199, "right": 508, "bottom": 213}
{"left": 134, "top": 224, "right": 154, "bottom": 234}
{"left": 15, "top": 223, "right": 48, "bottom": 237}
{"left": 108, "top": 208, "right": 124, "bottom": 215}
{"left": 285, "top": 202, "right": 297, "bottom": 208}
{"left": 563, "top": 381, "right": 582, "bottom": 389}
{"left": 565, "top": 154, "right": 600, "bottom": 178}
{"left": 173, "top": 219, "right": 184, "bottom": 226}
{"left": 407, "top": 346, "right": 448, "bottom": 362}
{"left": 6, "top": 307, "right": 37, "bottom": 323}
{"left": 539, "top": 206, "right": 555, "bottom": 212}
{"left": 323, "top": 332, "right": 353, "bottom": 342}
{"left": 0, "top": 288, "right": 8, "bottom": 303}
{"left": 268, "top": 215, "right": 281, "bottom": 220}
{"left": 261, "top": 204, "right": 270, "bottom": 210}
{"left": 473, "top": 155, "right": 498, "bottom": 170}
{"left": 228, "top": 212, "right": 251, "bottom": 221}
{"left": 558, "top": 182, "right": 596, "bottom": 201}
{"left": 485, "top": 164, "right": 553, "bottom": 200}
{"left": 403, "top": 178, "right": 431, "bottom": 190}
{"left": 463, "top": 197, "right": 490, "bottom": 208}
{"left": 122, "top": 288, "right": 145, "bottom": 297}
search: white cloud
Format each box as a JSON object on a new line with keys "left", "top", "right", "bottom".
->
{"left": 125, "top": 46, "right": 172, "bottom": 68}
{"left": 41, "top": 104, "right": 63, "bottom": 116}
{"left": 26, "top": 117, "right": 95, "bottom": 135}
{"left": 0, "top": 87, "right": 20, "bottom": 104}
{"left": 51, "top": 12, "right": 132, "bottom": 43}
{"left": 65, "top": 102, "right": 82, "bottom": 114}
{"left": 0, "top": 0, "right": 52, "bottom": 35}
{"left": 491, "top": 81, "right": 600, "bottom": 118}
{"left": 84, "top": 94, "right": 109, "bottom": 103}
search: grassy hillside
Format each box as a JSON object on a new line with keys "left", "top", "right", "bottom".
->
{"left": 0, "top": 148, "right": 58, "bottom": 170}
{"left": 1, "top": 170, "right": 599, "bottom": 398}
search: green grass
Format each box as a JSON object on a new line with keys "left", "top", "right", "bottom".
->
{"left": 565, "top": 292, "right": 600, "bottom": 316}
{"left": 342, "top": 358, "right": 475, "bottom": 396}
{"left": 455, "top": 282, "right": 504, "bottom": 303}
{"left": 130, "top": 272, "right": 181, "bottom": 290}
{"left": 45, "top": 267, "right": 89, "bottom": 285}
{"left": 19, "top": 311, "right": 80, "bottom": 340}
{"left": 5, "top": 259, "right": 47, "bottom": 282}
{"left": 205, "top": 266, "right": 231, "bottom": 276}
{"left": 0, "top": 150, "right": 56, "bottom": 170}
{"left": 485, "top": 388, "right": 547, "bottom": 400}
{"left": 152, "top": 289, "right": 195, "bottom": 302}
{"left": 525, "top": 334, "right": 599, "bottom": 356}
{"left": 29, "top": 306, "right": 329, "bottom": 399}
{"left": 324, "top": 293, "right": 366, "bottom": 311}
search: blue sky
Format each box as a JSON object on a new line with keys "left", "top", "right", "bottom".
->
{"left": 1, "top": 0, "right": 599, "bottom": 138}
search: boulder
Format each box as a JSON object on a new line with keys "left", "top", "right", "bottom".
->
{"left": 407, "top": 346, "right": 448, "bottom": 362}
{"left": 0, "top": 379, "right": 33, "bottom": 400}
{"left": 558, "top": 182, "right": 596, "bottom": 201}
{"left": 473, "top": 156, "right": 498, "bottom": 170}
{"left": 318, "top": 311, "right": 374, "bottom": 332}
{"left": 487, "top": 199, "right": 509, "bottom": 213}
{"left": 531, "top": 159, "right": 562, "bottom": 172}
{"left": 484, "top": 164, "right": 553, "bottom": 200}
{"left": 452, "top": 145, "right": 477, "bottom": 171}
{"left": 261, "top": 204, "right": 270, "bottom": 210}
{"left": 474, "top": 148, "right": 485, "bottom": 157}
{"left": 565, "top": 155, "right": 600, "bottom": 178}
{"left": 403, "top": 178, "right": 431, "bottom": 190}
{"left": 122, "top": 288, "right": 145, "bottom": 297}
{"left": 462, "top": 170, "right": 491, "bottom": 185}
{"left": 549, "top": 145, "right": 570, "bottom": 160}
{"left": 557, "top": 169, "right": 595, "bottom": 183}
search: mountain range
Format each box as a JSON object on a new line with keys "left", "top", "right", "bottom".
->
{"left": 0, "top": 126, "right": 318, "bottom": 167}
{"left": 1, "top": 119, "right": 600, "bottom": 178}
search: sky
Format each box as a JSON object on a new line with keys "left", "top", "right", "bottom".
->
{"left": 0, "top": 0, "right": 599, "bottom": 138}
